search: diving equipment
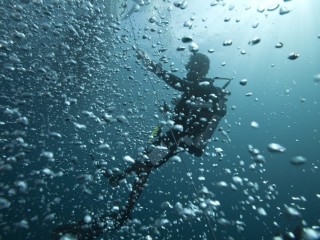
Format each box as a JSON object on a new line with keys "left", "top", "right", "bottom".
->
{"left": 146, "top": 144, "right": 169, "bottom": 165}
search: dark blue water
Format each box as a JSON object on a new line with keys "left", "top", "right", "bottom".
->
{"left": 0, "top": 1, "right": 319, "bottom": 240}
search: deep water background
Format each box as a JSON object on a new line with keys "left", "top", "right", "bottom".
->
{"left": 0, "top": 1, "right": 319, "bottom": 240}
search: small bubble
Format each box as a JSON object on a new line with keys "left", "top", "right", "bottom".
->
{"left": 123, "top": 155, "right": 135, "bottom": 163}
{"left": 84, "top": 215, "right": 92, "bottom": 223}
{"left": 240, "top": 50, "right": 246, "bottom": 55}
{"left": 183, "top": 21, "right": 192, "bottom": 28}
{"left": 280, "top": 7, "right": 290, "bottom": 15}
{"left": 267, "top": 3, "right": 279, "bottom": 11}
{"left": 257, "top": 207, "right": 267, "bottom": 216}
{"left": 188, "top": 42, "right": 199, "bottom": 52}
{"left": 252, "top": 22, "right": 259, "bottom": 28}
{"left": 176, "top": 46, "right": 186, "bottom": 51}
{"left": 216, "top": 181, "right": 228, "bottom": 187}
{"left": 254, "top": 154, "right": 266, "bottom": 163}
{"left": 12, "top": 31, "right": 26, "bottom": 41}
{"left": 59, "top": 234, "right": 77, "bottom": 240}
{"left": 250, "top": 121, "right": 259, "bottom": 128}
{"left": 267, "top": 143, "right": 286, "bottom": 153}
{"left": 149, "top": 16, "right": 156, "bottom": 23}
{"left": 16, "top": 219, "right": 29, "bottom": 229}
{"left": 248, "top": 145, "right": 260, "bottom": 156}
{"left": 16, "top": 116, "right": 29, "bottom": 126}
{"left": 232, "top": 176, "right": 243, "bottom": 185}
{"left": 257, "top": 5, "right": 265, "bottom": 13}
{"left": 181, "top": 36, "right": 193, "bottom": 43}
{"left": 239, "top": 79, "right": 248, "bottom": 86}
{"left": 275, "top": 42, "right": 284, "bottom": 48}
{"left": 43, "top": 168, "right": 54, "bottom": 175}
{"left": 313, "top": 73, "right": 320, "bottom": 83}
{"left": 0, "top": 197, "right": 11, "bottom": 209}
{"left": 198, "top": 176, "right": 205, "bottom": 181}
{"left": 285, "top": 205, "right": 301, "bottom": 218}
{"left": 73, "top": 122, "right": 87, "bottom": 129}
{"left": 179, "top": 1, "right": 188, "bottom": 9}
{"left": 290, "top": 156, "right": 307, "bottom": 166}
{"left": 288, "top": 52, "right": 300, "bottom": 60}
{"left": 45, "top": 213, "right": 56, "bottom": 221}
{"left": 217, "top": 218, "right": 230, "bottom": 226}
{"left": 223, "top": 39, "right": 232, "bottom": 46}
{"left": 211, "top": 1, "right": 218, "bottom": 7}
{"left": 248, "top": 37, "right": 261, "bottom": 45}
{"left": 116, "top": 115, "right": 129, "bottom": 125}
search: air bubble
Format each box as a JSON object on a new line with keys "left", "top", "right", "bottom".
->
{"left": 267, "top": 143, "right": 286, "bottom": 153}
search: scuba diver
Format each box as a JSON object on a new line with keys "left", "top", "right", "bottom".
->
{"left": 52, "top": 50, "right": 231, "bottom": 240}
{"left": 105, "top": 50, "right": 232, "bottom": 227}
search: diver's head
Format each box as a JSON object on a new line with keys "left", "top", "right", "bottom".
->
{"left": 185, "top": 53, "right": 210, "bottom": 81}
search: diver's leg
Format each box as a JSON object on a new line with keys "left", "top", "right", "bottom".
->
{"left": 105, "top": 135, "right": 171, "bottom": 187}
{"left": 104, "top": 169, "right": 125, "bottom": 187}
{"left": 148, "top": 128, "right": 184, "bottom": 169}
{"left": 114, "top": 165, "right": 152, "bottom": 228}
{"left": 105, "top": 128, "right": 181, "bottom": 187}
{"left": 90, "top": 152, "right": 127, "bottom": 187}
{"left": 105, "top": 161, "right": 145, "bottom": 187}
{"left": 152, "top": 150, "right": 176, "bottom": 169}
{"left": 113, "top": 150, "right": 178, "bottom": 228}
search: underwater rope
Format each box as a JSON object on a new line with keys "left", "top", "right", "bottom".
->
{"left": 129, "top": 16, "right": 218, "bottom": 240}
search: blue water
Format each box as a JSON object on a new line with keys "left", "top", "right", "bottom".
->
{"left": 0, "top": 1, "right": 319, "bottom": 239}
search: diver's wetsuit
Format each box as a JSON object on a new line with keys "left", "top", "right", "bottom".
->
{"left": 153, "top": 63, "right": 228, "bottom": 156}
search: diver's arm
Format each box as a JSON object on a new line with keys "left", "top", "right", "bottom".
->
{"left": 148, "top": 61, "right": 192, "bottom": 91}
{"left": 136, "top": 48, "right": 192, "bottom": 91}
